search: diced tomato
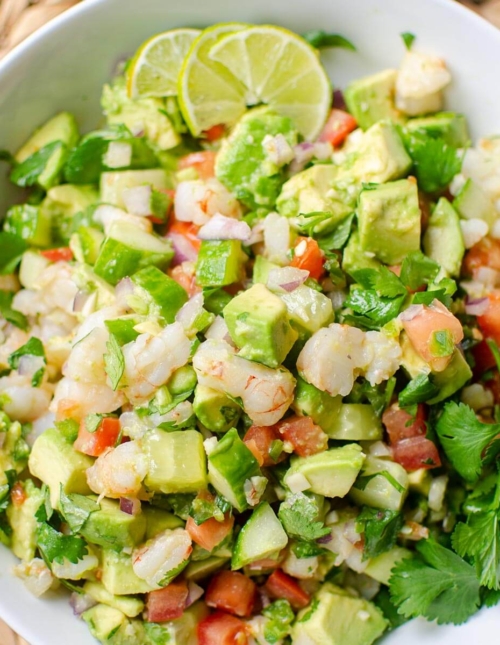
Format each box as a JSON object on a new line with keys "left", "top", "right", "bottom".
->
{"left": 205, "top": 571, "right": 257, "bottom": 618}
{"left": 477, "top": 293, "right": 500, "bottom": 346}
{"left": 382, "top": 403, "right": 426, "bottom": 445}
{"left": 464, "top": 237, "right": 500, "bottom": 274}
{"left": 290, "top": 236, "right": 325, "bottom": 281}
{"left": 275, "top": 415, "right": 328, "bottom": 457}
{"left": 202, "top": 125, "right": 226, "bottom": 142}
{"left": 402, "top": 300, "right": 464, "bottom": 372}
{"left": 40, "top": 247, "right": 73, "bottom": 262}
{"left": 198, "top": 611, "right": 248, "bottom": 645}
{"left": 317, "top": 108, "right": 357, "bottom": 147}
{"left": 10, "top": 482, "right": 27, "bottom": 507}
{"left": 73, "top": 417, "right": 121, "bottom": 457}
{"left": 264, "top": 569, "right": 310, "bottom": 610}
{"left": 145, "top": 579, "right": 189, "bottom": 622}
{"left": 243, "top": 425, "right": 284, "bottom": 467}
{"left": 472, "top": 339, "right": 497, "bottom": 376}
{"left": 186, "top": 504, "right": 234, "bottom": 553}
{"left": 392, "top": 435, "right": 441, "bottom": 471}
{"left": 169, "top": 262, "right": 202, "bottom": 298}
{"left": 179, "top": 151, "right": 217, "bottom": 180}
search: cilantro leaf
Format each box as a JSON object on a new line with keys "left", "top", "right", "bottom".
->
{"left": 8, "top": 337, "right": 46, "bottom": 386}
{"left": 350, "top": 267, "right": 406, "bottom": 298}
{"left": 0, "top": 232, "right": 28, "bottom": 274}
{"left": 401, "top": 32, "right": 416, "bottom": 50}
{"left": 483, "top": 588, "right": 500, "bottom": 608}
{"left": 84, "top": 413, "right": 104, "bottom": 434}
{"left": 435, "top": 402, "right": 500, "bottom": 481}
{"left": 104, "top": 333, "right": 124, "bottom": 391}
{"left": 55, "top": 418, "right": 80, "bottom": 443}
{"left": 375, "top": 587, "right": 409, "bottom": 630}
{"left": 399, "top": 373, "right": 440, "bottom": 407}
{"left": 0, "top": 291, "right": 28, "bottom": 330}
{"left": 302, "top": 30, "right": 356, "bottom": 51}
{"left": 190, "top": 493, "right": 231, "bottom": 525}
{"left": 10, "top": 141, "right": 65, "bottom": 187}
{"left": 291, "top": 540, "right": 326, "bottom": 558}
{"left": 262, "top": 599, "right": 294, "bottom": 644}
{"left": 356, "top": 507, "right": 404, "bottom": 560}
{"left": 389, "top": 539, "right": 481, "bottom": 625}
{"left": 344, "top": 288, "right": 405, "bottom": 330}
{"left": 400, "top": 251, "right": 439, "bottom": 291}
{"left": 36, "top": 521, "right": 88, "bottom": 565}
{"left": 403, "top": 131, "right": 463, "bottom": 194}
{"left": 59, "top": 487, "right": 100, "bottom": 534}
{"left": 278, "top": 492, "right": 330, "bottom": 542}
{"left": 317, "top": 213, "right": 355, "bottom": 251}
{"left": 0, "top": 470, "right": 17, "bottom": 513}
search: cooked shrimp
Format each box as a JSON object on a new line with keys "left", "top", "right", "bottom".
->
{"left": 363, "top": 331, "right": 402, "bottom": 386}
{"left": 132, "top": 528, "right": 192, "bottom": 587}
{"left": 174, "top": 178, "right": 242, "bottom": 226}
{"left": 86, "top": 440, "right": 148, "bottom": 499}
{"left": 193, "top": 339, "right": 296, "bottom": 426}
{"left": 13, "top": 261, "right": 79, "bottom": 317}
{"left": 63, "top": 326, "right": 109, "bottom": 385}
{"left": 122, "top": 321, "right": 192, "bottom": 405}
{"left": 0, "top": 373, "right": 52, "bottom": 423}
{"left": 50, "top": 377, "right": 125, "bottom": 420}
{"left": 396, "top": 51, "right": 451, "bottom": 116}
{"left": 13, "top": 558, "right": 54, "bottom": 597}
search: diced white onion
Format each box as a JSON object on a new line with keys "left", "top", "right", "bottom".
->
{"left": 262, "top": 134, "right": 295, "bottom": 167}
{"left": 461, "top": 383, "right": 494, "bottom": 411}
{"left": 103, "top": 141, "right": 132, "bottom": 169}
{"left": 285, "top": 472, "right": 311, "bottom": 493}
{"left": 464, "top": 297, "right": 489, "bottom": 316}
{"left": 176, "top": 292, "right": 204, "bottom": 332}
{"left": 267, "top": 266, "right": 309, "bottom": 293}
{"left": 428, "top": 475, "right": 448, "bottom": 512}
{"left": 122, "top": 185, "right": 152, "bottom": 216}
{"left": 460, "top": 218, "right": 489, "bottom": 249}
{"left": 186, "top": 581, "right": 204, "bottom": 607}
{"left": 263, "top": 212, "right": 291, "bottom": 265}
{"left": 198, "top": 213, "right": 251, "bottom": 242}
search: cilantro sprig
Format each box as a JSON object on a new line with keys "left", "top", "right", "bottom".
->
{"left": 356, "top": 507, "right": 403, "bottom": 560}
{"left": 278, "top": 492, "right": 330, "bottom": 542}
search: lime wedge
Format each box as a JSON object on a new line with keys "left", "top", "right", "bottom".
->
{"left": 177, "top": 23, "right": 249, "bottom": 136}
{"left": 209, "top": 26, "right": 332, "bottom": 141}
{"left": 127, "top": 28, "right": 201, "bottom": 99}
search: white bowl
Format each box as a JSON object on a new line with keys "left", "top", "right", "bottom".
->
{"left": 0, "top": 0, "right": 500, "bottom": 643}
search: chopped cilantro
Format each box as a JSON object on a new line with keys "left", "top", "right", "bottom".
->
{"left": 278, "top": 492, "right": 330, "bottom": 542}
{"left": 291, "top": 540, "right": 326, "bottom": 558}
{"left": 400, "top": 32, "right": 416, "bottom": 50}
{"left": 429, "top": 329, "right": 455, "bottom": 358}
{"left": 190, "top": 493, "right": 231, "bottom": 525}
{"left": 59, "top": 487, "right": 100, "bottom": 534}
{"left": 356, "top": 507, "right": 404, "bottom": 560}
{"left": 0, "top": 291, "right": 28, "bottom": 330}
{"left": 399, "top": 373, "right": 439, "bottom": 407}
{"left": 55, "top": 418, "right": 80, "bottom": 443}
{"left": 104, "top": 333, "right": 125, "bottom": 391}
{"left": 400, "top": 250, "right": 439, "bottom": 291}
{"left": 8, "top": 337, "right": 46, "bottom": 386}
{"left": 302, "top": 30, "right": 356, "bottom": 51}
{"left": 36, "top": 521, "right": 88, "bottom": 565}
{"left": 262, "top": 599, "right": 295, "bottom": 643}
{"left": 84, "top": 413, "right": 104, "bottom": 434}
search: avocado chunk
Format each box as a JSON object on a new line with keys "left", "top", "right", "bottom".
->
{"left": 364, "top": 546, "right": 412, "bottom": 585}
{"left": 195, "top": 239, "right": 246, "bottom": 288}
{"left": 79, "top": 496, "right": 147, "bottom": 551}
{"left": 350, "top": 455, "right": 408, "bottom": 511}
{"left": 292, "top": 376, "right": 342, "bottom": 435}
{"left": 232, "top": 502, "right": 288, "bottom": 570}
{"left": 142, "top": 429, "right": 207, "bottom": 495}
{"left": 185, "top": 556, "right": 229, "bottom": 581}
{"left": 344, "top": 69, "right": 404, "bottom": 131}
{"left": 4, "top": 204, "right": 52, "bottom": 247}
{"left": 285, "top": 444, "right": 365, "bottom": 498}
{"left": 15, "top": 112, "right": 79, "bottom": 163}
{"left": 357, "top": 179, "right": 421, "bottom": 265}
{"left": 279, "top": 285, "right": 334, "bottom": 336}
{"left": 216, "top": 106, "right": 298, "bottom": 209}
{"left": 342, "top": 229, "right": 382, "bottom": 274}
{"left": 83, "top": 580, "right": 144, "bottom": 618}
{"left": 423, "top": 197, "right": 464, "bottom": 277}
{"left": 326, "top": 403, "right": 383, "bottom": 441}
{"left": 130, "top": 265, "right": 188, "bottom": 324}
{"left": 277, "top": 164, "right": 352, "bottom": 222}
{"left": 102, "top": 76, "right": 180, "bottom": 151}
{"left": 253, "top": 255, "right": 279, "bottom": 284}
{"left": 193, "top": 384, "right": 241, "bottom": 433}
{"left": 453, "top": 178, "right": 496, "bottom": 229}
{"left": 100, "top": 168, "right": 169, "bottom": 208}
{"left": 142, "top": 506, "right": 184, "bottom": 540}
{"left": 101, "top": 550, "right": 156, "bottom": 595}
{"left": 6, "top": 479, "right": 44, "bottom": 561}
{"left": 292, "top": 582, "right": 388, "bottom": 645}
{"left": 28, "top": 427, "right": 93, "bottom": 509}
{"left": 428, "top": 348, "right": 472, "bottom": 403}
{"left": 406, "top": 112, "right": 470, "bottom": 148}
{"left": 82, "top": 604, "right": 128, "bottom": 643}
{"left": 223, "top": 283, "right": 298, "bottom": 368}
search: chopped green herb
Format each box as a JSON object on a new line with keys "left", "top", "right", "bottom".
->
{"left": 302, "top": 30, "right": 356, "bottom": 51}
{"left": 104, "top": 333, "right": 125, "bottom": 391}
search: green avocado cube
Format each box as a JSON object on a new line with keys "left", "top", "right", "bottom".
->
{"left": 101, "top": 550, "right": 156, "bottom": 596}
{"left": 28, "top": 428, "right": 93, "bottom": 509}
{"left": 326, "top": 404, "right": 383, "bottom": 441}
{"left": 223, "top": 283, "right": 298, "bottom": 368}
{"left": 82, "top": 604, "right": 128, "bottom": 642}
{"left": 405, "top": 112, "right": 470, "bottom": 148}
{"left": 193, "top": 384, "right": 241, "bottom": 433}
{"left": 454, "top": 178, "right": 496, "bottom": 228}
{"left": 195, "top": 239, "right": 246, "bottom": 288}
{"left": 216, "top": 106, "right": 298, "bottom": 209}
{"left": 428, "top": 349, "right": 472, "bottom": 404}
{"left": 423, "top": 197, "right": 464, "bottom": 277}
{"left": 185, "top": 556, "right": 229, "bottom": 582}
{"left": 342, "top": 229, "right": 382, "bottom": 274}
{"left": 130, "top": 265, "right": 188, "bottom": 324}
{"left": 4, "top": 204, "right": 52, "bottom": 247}
{"left": 293, "top": 583, "right": 388, "bottom": 645}
{"left": 253, "top": 255, "right": 279, "bottom": 285}
{"left": 94, "top": 221, "right": 173, "bottom": 286}
{"left": 279, "top": 285, "right": 334, "bottom": 335}
{"left": 83, "top": 581, "right": 144, "bottom": 618}
{"left": 292, "top": 376, "right": 342, "bottom": 435}
{"left": 364, "top": 546, "right": 412, "bottom": 585}
{"left": 79, "top": 497, "right": 147, "bottom": 551}
{"left": 142, "top": 506, "right": 184, "bottom": 540}
{"left": 357, "top": 179, "right": 421, "bottom": 265}
{"left": 350, "top": 455, "right": 409, "bottom": 511}
{"left": 285, "top": 444, "right": 365, "bottom": 499}
{"left": 142, "top": 429, "right": 207, "bottom": 494}
{"left": 15, "top": 112, "right": 79, "bottom": 163}
{"left": 208, "top": 428, "right": 262, "bottom": 512}
{"left": 344, "top": 69, "right": 404, "bottom": 130}
{"left": 6, "top": 479, "right": 44, "bottom": 561}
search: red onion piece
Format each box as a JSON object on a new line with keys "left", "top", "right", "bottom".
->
{"left": 186, "top": 581, "right": 204, "bottom": 607}
{"left": 333, "top": 89, "right": 347, "bottom": 111}
{"left": 267, "top": 267, "right": 309, "bottom": 293}
{"left": 465, "top": 297, "right": 489, "bottom": 316}
{"left": 166, "top": 232, "right": 198, "bottom": 265}
{"left": 317, "top": 533, "right": 333, "bottom": 544}
{"left": 247, "top": 220, "right": 265, "bottom": 246}
{"left": 198, "top": 213, "right": 251, "bottom": 242}
{"left": 70, "top": 592, "right": 97, "bottom": 616}
{"left": 120, "top": 497, "right": 141, "bottom": 515}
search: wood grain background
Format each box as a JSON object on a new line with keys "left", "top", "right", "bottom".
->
{"left": 0, "top": 0, "right": 499, "bottom": 643}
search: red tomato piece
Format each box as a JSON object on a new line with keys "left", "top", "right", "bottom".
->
{"left": 11, "top": 482, "right": 27, "bottom": 507}
{"left": 392, "top": 435, "right": 441, "bottom": 471}
{"left": 73, "top": 417, "right": 121, "bottom": 457}
{"left": 205, "top": 571, "right": 257, "bottom": 618}
{"left": 276, "top": 415, "right": 328, "bottom": 457}
{"left": 146, "top": 579, "right": 189, "bottom": 622}
{"left": 264, "top": 569, "right": 311, "bottom": 610}
{"left": 464, "top": 237, "right": 500, "bottom": 274}
{"left": 40, "top": 247, "right": 73, "bottom": 262}
{"left": 178, "top": 151, "right": 217, "bottom": 180}
{"left": 202, "top": 124, "right": 226, "bottom": 142}
{"left": 198, "top": 611, "right": 248, "bottom": 645}
{"left": 478, "top": 293, "right": 500, "bottom": 346}
{"left": 186, "top": 514, "right": 234, "bottom": 553}
{"left": 290, "top": 236, "right": 325, "bottom": 281}
{"left": 472, "top": 339, "right": 497, "bottom": 376}
{"left": 243, "top": 425, "right": 284, "bottom": 467}
{"left": 382, "top": 403, "right": 426, "bottom": 445}
{"left": 317, "top": 108, "right": 357, "bottom": 147}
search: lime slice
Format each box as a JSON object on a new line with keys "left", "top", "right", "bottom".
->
{"left": 209, "top": 26, "right": 332, "bottom": 141}
{"left": 178, "top": 23, "right": 249, "bottom": 136}
{"left": 127, "top": 28, "right": 201, "bottom": 99}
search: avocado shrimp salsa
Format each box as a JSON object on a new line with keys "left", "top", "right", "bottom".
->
{"left": 0, "top": 22, "right": 500, "bottom": 645}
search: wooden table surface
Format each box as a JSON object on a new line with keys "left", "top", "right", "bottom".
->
{"left": 0, "top": 0, "right": 499, "bottom": 643}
